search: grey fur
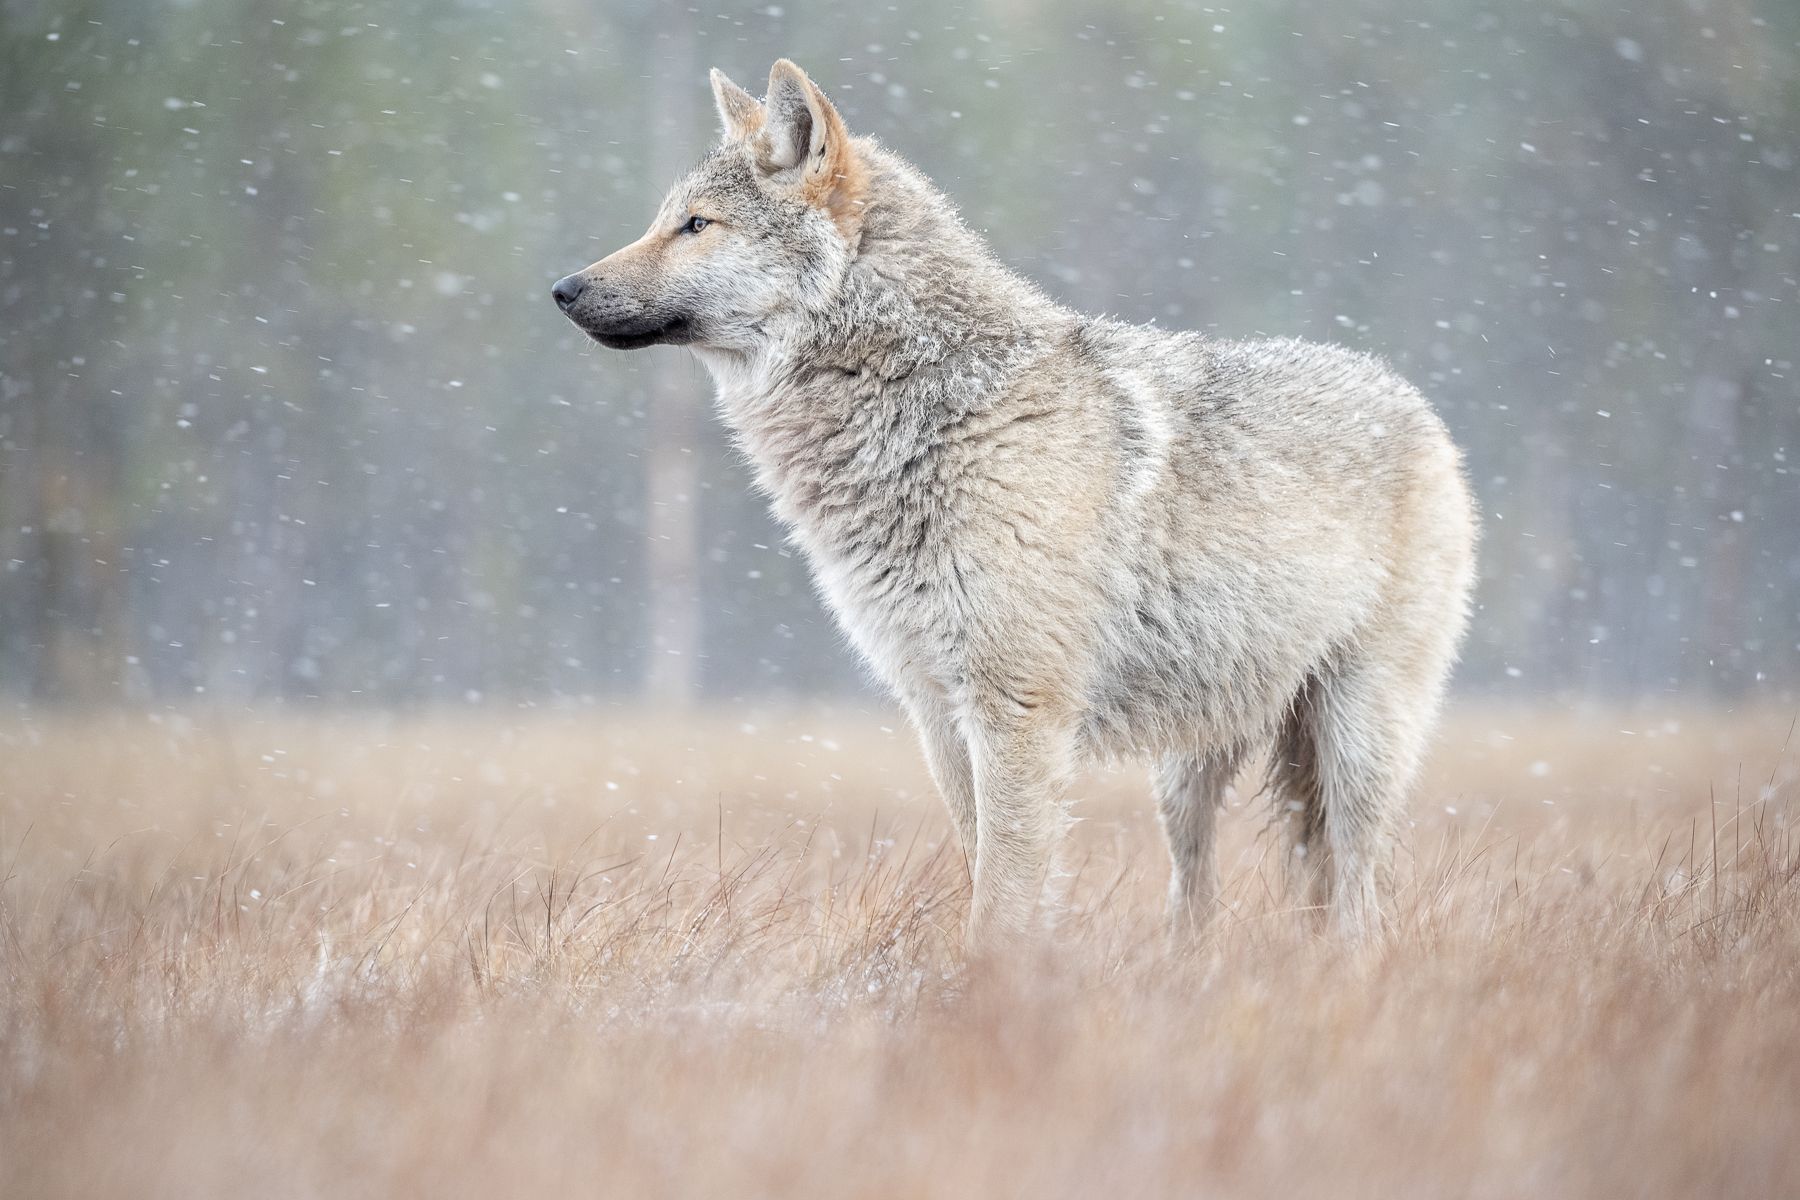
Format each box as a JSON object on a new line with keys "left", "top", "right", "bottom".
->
{"left": 553, "top": 60, "right": 1478, "bottom": 945}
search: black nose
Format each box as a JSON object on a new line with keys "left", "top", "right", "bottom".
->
{"left": 551, "top": 274, "right": 586, "bottom": 311}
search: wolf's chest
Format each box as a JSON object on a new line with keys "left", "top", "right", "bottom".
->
{"left": 720, "top": 373, "right": 972, "bottom": 688}
{"left": 791, "top": 509, "right": 964, "bottom": 690}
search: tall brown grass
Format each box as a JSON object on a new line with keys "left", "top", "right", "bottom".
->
{"left": 2, "top": 704, "right": 1797, "bottom": 1198}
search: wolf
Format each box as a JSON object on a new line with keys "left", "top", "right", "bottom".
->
{"left": 551, "top": 60, "right": 1477, "bottom": 945}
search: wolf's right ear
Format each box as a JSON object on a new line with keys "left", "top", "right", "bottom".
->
{"left": 711, "top": 68, "right": 763, "bottom": 141}
{"left": 755, "top": 59, "right": 868, "bottom": 245}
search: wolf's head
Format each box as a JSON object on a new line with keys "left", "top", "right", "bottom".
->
{"left": 551, "top": 60, "right": 868, "bottom": 353}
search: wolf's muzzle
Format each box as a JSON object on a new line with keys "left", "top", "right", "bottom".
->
{"left": 551, "top": 272, "right": 692, "bottom": 350}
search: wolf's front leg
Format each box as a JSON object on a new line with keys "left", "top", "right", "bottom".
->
{"left": 900, "top": 687, "right": 979, "bottom": 868}
{"left": 964, "top": 702, "right": 1077, "bottom": 948}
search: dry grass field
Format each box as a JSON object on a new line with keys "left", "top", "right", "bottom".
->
{"left": 2, "top": 702, "right": 1797, "bottom": 1198}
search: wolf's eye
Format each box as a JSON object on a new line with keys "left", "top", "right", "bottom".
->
{"left": 682, "top": 215, "right": 711, "bottom": 234}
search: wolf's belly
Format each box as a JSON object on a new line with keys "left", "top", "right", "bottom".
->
{"left": 1076, "top": 640, "right": 1314, "bottom": 761}
{"left": 1072, "top": 557, "right": 1376, "bottom": 760}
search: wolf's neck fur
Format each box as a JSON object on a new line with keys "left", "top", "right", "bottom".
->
{"left": 696, "top": 142, "right": 1072, "bottom": 548}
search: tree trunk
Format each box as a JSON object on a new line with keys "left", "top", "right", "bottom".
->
{"left": 641, "top": 26, "right": 705, "bottom": 709}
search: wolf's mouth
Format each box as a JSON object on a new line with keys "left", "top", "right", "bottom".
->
{"left": 586, "top": 317, "right": 692, "bottom": 351}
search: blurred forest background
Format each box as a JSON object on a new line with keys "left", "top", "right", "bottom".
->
{"left": 1, "top": 0, "right": 1795, "bottom": 708}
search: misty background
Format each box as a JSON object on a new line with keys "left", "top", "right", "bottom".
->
{"left": 2, "top": 0, "right": 1795, "bottom": 710}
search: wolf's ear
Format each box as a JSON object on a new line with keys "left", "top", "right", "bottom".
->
{"left": 710, "top": 67, "right": 763, "bottom": 141}
{"left": 756, "top": 59, "right": 867, "bottom": 245}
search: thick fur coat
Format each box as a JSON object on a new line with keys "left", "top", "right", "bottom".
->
{"left": 552, "top": 61, "right": 1478, "bottom": 943}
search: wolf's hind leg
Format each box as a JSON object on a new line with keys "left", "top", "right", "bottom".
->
{"left": 1269, "top": 682, "right": 1331, "bottom": 921}
{"left": 1153, "top": 749, "right": 1243, "bottom": 934}
{"left": 1311, "top": 660, "right": 1435, "bottom": 940}
{"left": 1274, "top": 658, "right": 1438, "bottom": 941}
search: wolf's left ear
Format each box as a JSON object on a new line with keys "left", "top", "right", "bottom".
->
{"left": 711, "top": 68, "right": 763, "bottom": 141}
{"left": 757, "top": 59, "right": 867, "bottom": 246}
